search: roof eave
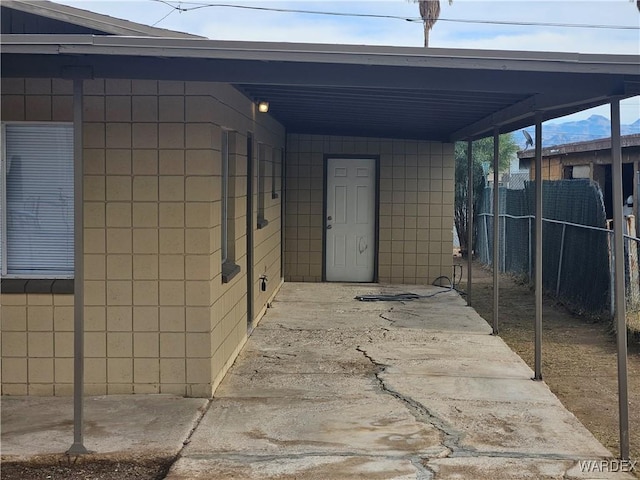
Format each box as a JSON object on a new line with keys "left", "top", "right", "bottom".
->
{"left": 1, "top": 0, "right": 202, "bottom": 38}
{"left": 2, "top": 34, "right": 639, "bottom": 76}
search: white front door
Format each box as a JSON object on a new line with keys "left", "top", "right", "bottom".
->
{"left": 325, "top": 157, "right": 376, "bottom": 282}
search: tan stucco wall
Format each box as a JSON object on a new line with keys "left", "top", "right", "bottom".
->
{"left": 284, "top": 134, "right": 454, "bottom": 284}
{"left": 1, "top": 78, "right": 284, "bottom": 397}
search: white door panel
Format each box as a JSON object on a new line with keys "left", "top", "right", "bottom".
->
{"left": 326, "top": 158, "right": 376, "bottom": 282}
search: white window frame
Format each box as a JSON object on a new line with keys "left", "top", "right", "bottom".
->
{"left": 1, "top": 121, "right": 74, "bottom": 279}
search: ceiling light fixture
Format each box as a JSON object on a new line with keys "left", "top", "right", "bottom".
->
{"left": 258, "top": 101, "right": 269, "bottom": 113}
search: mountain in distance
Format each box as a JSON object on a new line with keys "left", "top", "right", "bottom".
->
{"left": 517, "top": 115, "right": 640, "bottom": 150}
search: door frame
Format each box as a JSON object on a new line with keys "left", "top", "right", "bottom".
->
{"left": 322, "top": 154, "right": 380, "bottom": 282}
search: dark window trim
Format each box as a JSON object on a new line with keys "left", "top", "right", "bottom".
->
{"left": 257, "top": 142, "right": 267, "bottom": 226}
{"left": 221, "top": 262, "right": 241, "bottom": 283}
{"left": 271, "top": 147, "right": 280, "bottom": 199}
{"left": 1, "top": 278, "right": 74, "bottom": 294}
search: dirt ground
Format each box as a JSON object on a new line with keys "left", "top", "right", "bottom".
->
{"left": 0, "top": 454, "right": 173, "bottom": 480}
{"left": 457, "top": 257, "right": 640, "bottom": 466}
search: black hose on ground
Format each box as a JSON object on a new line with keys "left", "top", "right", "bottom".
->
{"left": 355, "top": 269, "right": 460, "bottom": 302}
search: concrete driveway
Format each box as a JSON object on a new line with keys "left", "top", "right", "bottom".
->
{"left": 166, "top": 282, "right": 631, "bottom": 479}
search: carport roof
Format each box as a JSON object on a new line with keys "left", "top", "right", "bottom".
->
{"left": 2, "top": 34, "right": 639, "bottom": 142}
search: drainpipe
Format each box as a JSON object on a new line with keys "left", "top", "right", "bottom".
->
{"left": 611, "top": 99, "right": 629, "bottom": 460}
{"left": 534, "top": 112, "right": 543, "bottom": 381}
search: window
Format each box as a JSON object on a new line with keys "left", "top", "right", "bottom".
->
{"left": 221, "top": 130, "right": 230, "bottom": 265}
{"left": 257, "top": 143, "right": 268, "bottom": 229}
{"left": 221, "top": 129, "right": 239, "bottom": 283}
{"left": 1, "top": 123, "right": 74, "bottom": 278}
{"left": 271, "top": 147, "right": 281, "bottom": 199}
{"left": 563, "top": 166, "right": 573, "bottom": 180}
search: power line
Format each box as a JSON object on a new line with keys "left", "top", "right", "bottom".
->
{"left": 152, "top": 5, "right": 177, "bottom": 26}
{"left": 148, "top": 0, "right": 640, "bottom": 30}
{"left": 151, "top": 1, "right": 423, "bottom": 22}
{"left": 437, "top": 17, "right": 640, "bottom": 30}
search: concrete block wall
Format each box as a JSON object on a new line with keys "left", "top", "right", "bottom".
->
{"left": 0, "top": 78, "right": 284, "bottom": 397}
{"left": 285, "top": 134, "right": 454, "bottom": 284}
{"left": 1, "top": 78, "right": 75, "bottom": 396}
{"left": 253, "top": 143, "right": 283, "bottom": 320}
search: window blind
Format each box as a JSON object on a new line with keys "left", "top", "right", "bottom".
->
{"left": 1, "top": 124, "right": 74, "bottom": 277}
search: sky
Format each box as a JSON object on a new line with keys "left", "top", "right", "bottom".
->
{"left": 54, "top": 0, "right": 640, "bottom": 124}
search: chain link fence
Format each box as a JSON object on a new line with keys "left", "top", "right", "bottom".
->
{"left": 476, "top": 179, "right": 614, "bottom": 314}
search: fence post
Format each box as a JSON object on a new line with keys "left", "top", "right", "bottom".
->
{"left": 485, "top": 214, "right": 490, "bottom": 263}
{"left": 626, "top": 215, "right": 639, "bottom": 305}
{"left": 528, "top": 216, "right": 532, "bottom": 282}
{"left": 556, "top": 223, "right": 566, "bottom": 296}
{"left": 609, "top": 229, "right": 615, "bottom": 317}
{"left": 502, "top": 214, "right": 506, "bottom": 273}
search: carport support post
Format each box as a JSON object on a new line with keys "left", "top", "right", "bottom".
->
{"left": 68, "top": 78, "right": 88, "bottom": 456}
{"left": 466, "top": 139, "right": 473, "bottom": 306}
{"left": 492, "top": 128, "right": 500, "bottom": 335}
{"left": 611, "top": 99, "right": 630, "bottom": 460}
{"left": 534, "top": 113, "right": 543, "bottom": 381}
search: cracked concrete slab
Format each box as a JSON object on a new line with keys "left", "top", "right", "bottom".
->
{"left": 168, "top": 455, "right": 421, "bottom": 479}
{"left": 427, "top": 457, "right": 579, "bottom": 479}
{"left": 215, "top": 373, "right": 378, "bottom": 398}
{"left": 361, "top": 336, "right": 535, "bottom": 379}
{"left": 1, "top": 395, "right": 207, "bottom": 460}
{"left": 181, "top": 396, "right": 442, "bottom": 458}
{"left": 166, "top": 282, "right": 633, "bottom": 479}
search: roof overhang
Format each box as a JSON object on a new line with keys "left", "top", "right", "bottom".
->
{"left": 1, "top": 0, "right": 201, "bottom": 38}
{"left": 2, "top": 35, "right": 639, "bottom": 142}
{"left": 518, "top": 133, "right": 640, "bottom": 159}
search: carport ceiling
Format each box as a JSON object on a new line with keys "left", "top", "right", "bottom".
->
{"left": 235, "top": 85, "right": 529, "bottom": 140}
{"left": 1, "top": 36, "right": 639, "bottom": 141}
